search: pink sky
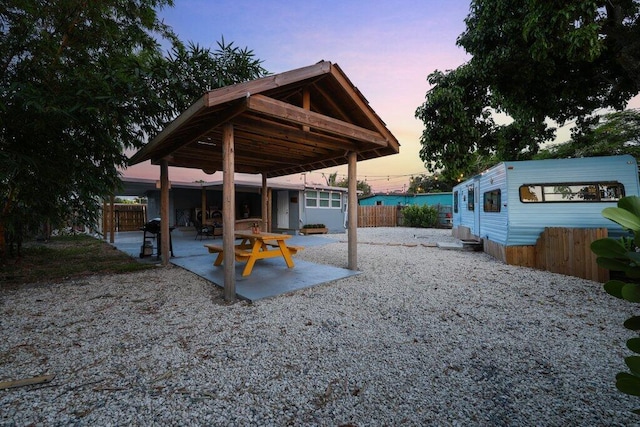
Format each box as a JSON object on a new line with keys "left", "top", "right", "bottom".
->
{"left": 123, "top": 1, "right": 640, "bottom": 192}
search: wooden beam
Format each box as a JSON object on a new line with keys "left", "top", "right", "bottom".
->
{"left": 245, "top": 95, "right": 388, "bottom": 146}
{"left": 135, "top": 100, "right": 247, "bottom": 165}
{"left": 205, "top": 61, "right": 332, "bottom": 107}
{"left": 348, "top": 151, "right": 357, "bottom": 270}
{"left": 329, "top": 64, "right": 400, "bottom": 151}
{"left": 160, "top": 159, "right": 170, "bottom": 266}
{"left": 129, "top": 96, "right": 207, "bottom": 165}
{"left": 222, "top": 123, "right": 236, "bottom": 302}
{"left": 262, "top": 173, "right": 268, "bottom": 232}
{"left": 234, "top": 115, "right": 363, "bottom": 151}
{"left": 302, "top": 87, "right": 310, "bottom": 132}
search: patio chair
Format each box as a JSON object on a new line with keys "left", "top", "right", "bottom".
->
{"left": 194, "top": 219, "right": 213, "bottom": 240}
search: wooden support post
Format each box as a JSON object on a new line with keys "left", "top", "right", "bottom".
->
{"left": 262, "top": 173, "right": 268, "bottom": 231}
{"left": 109, "top": 194, "right": 115, "bottom": 244}
{"left": 267, "top": 188, "right": 273, "bottom": 233}
{"left": 102, "top": 199, "right": 108, "bottom": 240}
{"left": 160, "top": 159, "right": 170, "bottom": 266}
{"left": 201, "top": 187, "right": 207, "bottom": 224}
{"left": 222, "top": 123, "right": 236, "bottom": 302}
{"left": 348, "top": 151, "right": 357, "bottom": 270}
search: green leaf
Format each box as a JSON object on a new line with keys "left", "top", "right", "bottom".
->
{"left": 602, "top": 207, "right": 640, "bottom": 231}
{"left": 591, "top": 238, "right": 628, "bottom": 258}
{"left": 622, "top": 283, "right": 640, "bottom": 303}
{"left": 619, "top": 196, "right": 640, "bottom": 219}
{"left": 596, "top": 257, "right": 631, "bottom": 272}
{"left": 627, "top": 338, "right": 640, "bottom": 354}
{"left": 626, "top": 251, "right": 640, "bottom": 264}
{"left": 627, "top": 356, "right": 640, "bottom": 377}
{"left": 616, "top": 372, "right": 640, "bottom": 396}
{"left": 604, "top": 280, "right": 626, "bottom": 299}
{"left": 624, "top": 316, "right": 640, "bottom": 331}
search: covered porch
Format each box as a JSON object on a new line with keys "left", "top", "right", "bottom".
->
{"left": 127, "top": 61, "right": 399, "bottom": 301}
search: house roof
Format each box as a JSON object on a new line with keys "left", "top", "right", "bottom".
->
{"left": 118, "top": 176, "right": 348, "bottom": 196}
{"left": 128, "top": 61, "right": 399, "bottom": 178}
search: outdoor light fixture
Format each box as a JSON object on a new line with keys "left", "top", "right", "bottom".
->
{"left": 197, "top": 140, "right": 216, "bottom": 146}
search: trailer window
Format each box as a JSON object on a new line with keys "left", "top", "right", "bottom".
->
{"left": 453, "top": 191, "right": 459, "bottom": 213}
{"left": 519, "top": 182, "right": 625, "bottom": 203}
{"left": 483, "top": 189, "right": 501, "bottom": 212}
{"left": 467, "top": 186, "right": 474, "bottom": 211}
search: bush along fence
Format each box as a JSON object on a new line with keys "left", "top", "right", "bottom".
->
{"left": 358, "top": 204, "right": 452, "bottom": 228}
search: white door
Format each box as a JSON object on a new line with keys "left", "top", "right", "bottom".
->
{"left": 277, "top": 191, "right": 289, "bottom": 229}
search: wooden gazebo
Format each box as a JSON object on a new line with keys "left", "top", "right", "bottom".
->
{"left": 129, "top": 61, "right": 399, "bottom": 300}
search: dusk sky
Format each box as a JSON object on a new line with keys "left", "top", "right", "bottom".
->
{"left": 123, "top": 0, "right": 639, "bottom": 192}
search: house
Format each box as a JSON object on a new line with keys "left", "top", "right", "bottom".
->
{"left": 359, "top": 192, "right": 453, "bottom": 227}
{"left": 452, "top": 155, "right": 640, "bottom": 280}
{"left": 118, "top": 175, "right": 349, "bottom": 234}
{"left": 359, "top": 192, "right": 452, "bottom": 207}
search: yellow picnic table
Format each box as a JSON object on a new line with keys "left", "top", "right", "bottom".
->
{"left": 204, "top": 231, "right": 302, "bottom": 277}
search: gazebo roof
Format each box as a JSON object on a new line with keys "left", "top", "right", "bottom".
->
{"left": 129, "top": 61, "right": 399, "bottom": 178}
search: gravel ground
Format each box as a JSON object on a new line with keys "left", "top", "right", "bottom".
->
{"left": 1, "top": 227, "right": 639, "bottom": 426}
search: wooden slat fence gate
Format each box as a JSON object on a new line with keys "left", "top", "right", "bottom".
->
{"left": 103, "top": 204, "right": 147, "bottom": 232}
{"left": 358, "top": 205, "right": 398, "bottom": 227}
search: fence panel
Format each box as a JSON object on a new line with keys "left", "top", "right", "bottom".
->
{"left": 358, "top": 206, "right": 397, "bottom": 227}
{"left": 532, "top": 227, "right": 609, "bottom": 282}
{"left": 104, "top": 204, "right": 147, "bottom": 231}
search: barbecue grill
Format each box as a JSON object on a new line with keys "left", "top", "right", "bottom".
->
{"left": 139, "top": 218, "right": 174, "bottom": 258}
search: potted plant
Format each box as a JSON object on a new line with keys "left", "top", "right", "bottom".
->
{"left": 300, "top": 224, "right": 328, "bottom": 235}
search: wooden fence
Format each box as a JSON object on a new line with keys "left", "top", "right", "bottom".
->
{"left": 358, "top": 205, "right": 399, "bottom": 227}
{"left": 484, "top": 227, "right": 609, "bottom": 282}
{"left": 358, "top": 205, "right": 453, "bottom": 228}
{"left": 103, "top": 204, "right": 147, "bottom": 232}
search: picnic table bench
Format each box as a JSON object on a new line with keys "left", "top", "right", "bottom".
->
{"left": 204, "top": 231, "right": 303, "bottom": 277}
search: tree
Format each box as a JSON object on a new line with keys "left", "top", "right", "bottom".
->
{"left": 323, "top": 172, "right": 338, "bottom": 186}
{"left": 417, "top": 0, "right": 640, "bottom": 178}
{"left": 408, "top": 174, "right": 459, "bottom": 193}
{"left": 415, "top": 65, "right": 495, "bottom": 182}
{"left": 335, "top": 177, "right": 372, "bottom": 197}
{"left": 459, "top": 0, "right": 639, "bottom": 125}
{"left": 0, "top": 1, "right": 267, "bottom": 257}
{"left": 535, "top": 109, "right": 640, "bottom": 160}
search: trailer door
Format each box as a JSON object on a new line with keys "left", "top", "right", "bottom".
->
{"left": 473, "top": 180, "right": 480, "bottom": 237}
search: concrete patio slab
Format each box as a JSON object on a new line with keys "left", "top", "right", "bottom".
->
{"left": 108, "top": 228, "right": 359, "bottom": 301}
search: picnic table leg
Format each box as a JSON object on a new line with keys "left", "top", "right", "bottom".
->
{"left": 213, "top": 252, "right": 224, "bottom": 266}
{"left": 277, "top": 241, "right": 295, "bottom": 268}
{"left": 241, "top": 241, "right": 262, "bottom": 277}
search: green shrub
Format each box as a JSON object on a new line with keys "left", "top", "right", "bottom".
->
{"left": 591, "top": 195, "right": 640, "bottom": 414}
{"left": 402, "top": 205, "right": 438, "bottom": 228}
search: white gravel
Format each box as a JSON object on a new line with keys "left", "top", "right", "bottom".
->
{"left": 1, "top": 227, "right": 639, "bottom": 426}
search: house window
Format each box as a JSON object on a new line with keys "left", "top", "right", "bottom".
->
{"left": 319, "top": 191, "right": 330, "bottom": 207}
{"left": 519, "top": 182, "right": 625, "bottom": 203}
{"left": 305, "top": 190, "right": 342, "bottom": 209}
{"left": 376, "top": 200, "right": 383, "bottom": 206}
{"left": 305, "top": 190, "right": 318, "bottom": 207}
{"left": 453, "top": 191, "right": 459, "bottom": 213}
{"left": 483, "top": 189, "right": 501, "bottom": 212}
{"left": 331, "top": 192, "right": 341, "bottom": 208}
{"left": 467, "top": 186, "right": 475, "bottom": 211}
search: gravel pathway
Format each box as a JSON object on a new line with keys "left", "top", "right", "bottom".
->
{"left": 1, "top": 227, "right": 638, "bottom": 426}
